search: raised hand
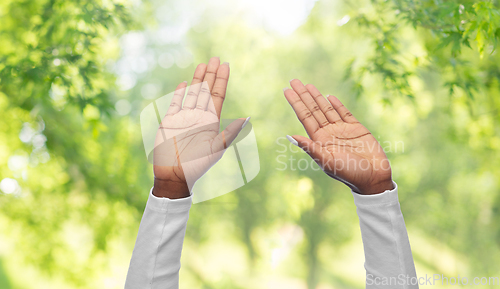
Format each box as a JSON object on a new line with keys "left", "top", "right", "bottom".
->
{"left": 153, "top": 57, "right": 249, "bottom": 198}
{"left": 284, "top": 79, "right": 393, "bottom": 195}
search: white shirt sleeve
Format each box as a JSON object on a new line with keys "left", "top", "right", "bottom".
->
{"left": 126, "top": 182, "right": 418, "bottom": 289}
{"left": 125, "top": 188, "right": 192, "bottom": 289}
{"left": 352, "top": 182, "right": 419, "bottom": 289}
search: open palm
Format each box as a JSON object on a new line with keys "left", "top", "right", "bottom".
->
{"left": 284, "top": 79, "right": 393, "bottom": 195}
{"left": 153, "top": 58, "right": 246, "bottom": 197}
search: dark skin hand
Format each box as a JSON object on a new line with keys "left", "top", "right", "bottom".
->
{"left": 153, "top": 68, "right": 392, "bottom": 197}
{"left": 284, "top": 79, "right": 393, "bottom": 195}
{"left": 153, "top": 57, "right": 232, "bottom": 198}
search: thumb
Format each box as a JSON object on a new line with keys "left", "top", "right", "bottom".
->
{"left": 211, "top": 117, "right": 250, "bottom": 153}
{"left": 287, "top": 135, "right": 333, "bottom": 169}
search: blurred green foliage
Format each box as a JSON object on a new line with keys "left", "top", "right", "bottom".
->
{"left": 347, "top": 0, "right": 500, "bottom": 102}
{"left": 0, "top": 0, "right": 132, "bottom": 112}
{"left": 1, "top": 0, "right": 500, "bottom": 288}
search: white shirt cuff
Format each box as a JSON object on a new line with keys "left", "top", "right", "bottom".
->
{"left": 351, "top": 181, "right": 399, "bottom": 207}
{"left": 146, "top": 188, "right": 193, "bottom": 213}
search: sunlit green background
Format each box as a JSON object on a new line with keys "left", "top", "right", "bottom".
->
{"left": 1, "top": 0, "right": 500, "bottom": 288}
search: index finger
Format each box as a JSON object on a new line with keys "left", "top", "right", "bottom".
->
{"left": 283, "top": 88, "right": 320, "bottom": 137}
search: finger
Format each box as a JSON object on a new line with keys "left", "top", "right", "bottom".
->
{"left": 195, "top": 81, "right": 211, "bottom": 110}
{"left": 211, "top": 62, "right": 230, "bottom": 119}
{"left": 203, "top": 57, "right": 220, "bottom": 91}
{"left": 327, "top": 95, "right": 359, "bottom": 123}
{"left": 288, "top": 135, "right": 334, "bottom": 171}
{"left": 283, "top": 88, "right": 320, "bottom": 137}
{"left": 196, "top": 57, "right": 220, "bottom": 110}
{"left": 211, "top": 117, "right": 248, "bottom": 153}
{"left": 305, "top": 84, "right": 342, "bottom": 124}
{"left": 166, "top": 81, "right": 187, "bottom": 115}
{"left": 183, "top": 63, "right": 207, "bottom": 110}
{"left": 290, "top": 79, "right": 329, "bottom": 127}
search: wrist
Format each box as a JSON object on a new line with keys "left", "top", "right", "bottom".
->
{"left": 357, "top": 179, "right": 394, "bottom": 195}
{"left": 152, "top": 177, "right": 190, "bottom": 199}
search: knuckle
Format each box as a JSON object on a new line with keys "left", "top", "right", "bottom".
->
{"left": 299, "top": 90, "right": 309, "bottom": 98}
{"left": 297, "top": 107, "right": 309, "bottom": 115}
{"left": 301, "top": 111, "right": 313, "bottom": 120}
{"left": 343, "top": 111, "right": 353, "bottom": 118}
{"left": 212, "top": 91, "right": 225, "bottom": 99}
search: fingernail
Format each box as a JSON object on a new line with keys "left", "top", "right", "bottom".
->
{"left": 183, "top": 81, "right": 187, "bottom": 83}
{"left": 223, "top": 62, "right": 229, "bottom": 67}
{"left": 241, "top": 117, "right": 251, "bottom": 129}
{"left": 283, "top": 87, "right": 289, "bottom": 92}
{"left": 286, "top": 135, "right": 298, "bottom": 146}
{"left": 289, "top": 79, "right": 295, "bottom": 83}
